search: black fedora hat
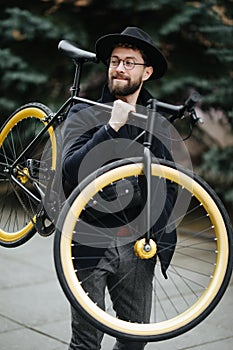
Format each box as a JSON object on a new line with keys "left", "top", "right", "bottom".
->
{"left": 95, "top": 27, "right": 167, "bottom": 79}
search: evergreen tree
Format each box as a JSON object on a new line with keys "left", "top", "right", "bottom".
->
{"left": 0, "top": 0, "right": 232, "bottom": 205}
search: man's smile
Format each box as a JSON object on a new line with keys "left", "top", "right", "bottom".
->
{"left": 112, "top": 74, "right": 129, "bottom": 81}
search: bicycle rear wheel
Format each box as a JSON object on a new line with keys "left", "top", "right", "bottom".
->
{"left": 0, "top": 103, "right": 57, "bottom": 247}
{"left": 54, "top": 158, "right": 233, "bottom": 341}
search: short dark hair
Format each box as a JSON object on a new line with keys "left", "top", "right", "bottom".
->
{"left": 112, "top": 43, "right": 150, "bottom": 66}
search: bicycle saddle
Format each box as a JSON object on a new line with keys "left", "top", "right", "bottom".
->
{"left": 58, "top": 39, "right": 98, "bottom": 63}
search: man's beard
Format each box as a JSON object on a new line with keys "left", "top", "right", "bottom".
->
{"left": 108, "top": 75, "right": 141, "bottom": 97}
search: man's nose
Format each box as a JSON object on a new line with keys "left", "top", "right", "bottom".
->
{"left": 116, "top": 60, "right": 126, "bottom": 71}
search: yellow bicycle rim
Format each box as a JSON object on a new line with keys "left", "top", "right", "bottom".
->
{"left": 59, "top": 163, "right": 229, "bottom": 337}
{"left": 0, "top": 107, "right": 57, "bottom": 242}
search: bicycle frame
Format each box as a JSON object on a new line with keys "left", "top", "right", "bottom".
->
{"left": 7, "top": 41, "right": 201, "bottom": 240}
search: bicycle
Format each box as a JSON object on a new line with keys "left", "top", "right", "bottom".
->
{"left": 0, "top": 39, "right": 232, "bottom": 342}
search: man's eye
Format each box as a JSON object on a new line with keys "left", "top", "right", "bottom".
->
{"left": 125, "top": 61, "right": 134, "bottom": 67}
{"left": 111, "top": 59, "right": 118, "bottom": 65}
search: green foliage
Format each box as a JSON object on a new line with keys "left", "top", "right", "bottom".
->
{"left": 203, "top": 146, "right": 233, "bottom": 175}
{"left": 0, "top": 48, "right": 47, "bottom": 89}
{"left": 159, "top": 5, "right": 201, "bottom": 35}
{"left": 2, "top": 7, "right": 60, "bottom": 40}
{"left": 0, "top": 5, "right": 86, "bottom": 116}
{"left": 98, "top": 0, "right": 178, "bottom": 10}
{"left": 0, "top": 45, "right": 47, "bottom": 113}
{"left": 0, "top": 48, "right": 27, "bottom": 70}
{"left": 202, "top": 146, "right": 233, "bottom": 203}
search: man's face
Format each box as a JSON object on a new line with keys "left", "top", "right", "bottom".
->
{"left": 108, "top": 47, "right": 150, "bottom": 97}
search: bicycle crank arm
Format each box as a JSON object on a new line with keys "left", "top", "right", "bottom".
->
{"left": 10, "top": 174, "right": 41, "bottom": 204}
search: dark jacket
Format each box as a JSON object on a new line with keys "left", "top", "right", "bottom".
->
{"left": 62, "top": 85, "right": 177, "bottom": 278}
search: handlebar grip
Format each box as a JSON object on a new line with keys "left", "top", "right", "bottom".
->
{"left": 184, "top": 92, "right": 201, "bottom": 109}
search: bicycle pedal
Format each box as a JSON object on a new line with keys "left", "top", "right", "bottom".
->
{"left": 35, "top": 204, "right": 55, "bottom": 236}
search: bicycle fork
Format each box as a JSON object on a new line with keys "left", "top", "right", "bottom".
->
{"left": 134, "top": 99, "right": 158, "bottom": 259}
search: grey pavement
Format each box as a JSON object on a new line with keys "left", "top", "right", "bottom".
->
{"left": 0, "top": 233, "right": 232, "bottom": 350}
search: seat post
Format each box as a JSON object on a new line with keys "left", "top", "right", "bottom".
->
{"left": 70, "top": 61, "right": 83, "bottom": 98}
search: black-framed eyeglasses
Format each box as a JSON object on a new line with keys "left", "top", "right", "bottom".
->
{"left": 109, "top": 56, "right": 147, "bottom": 70}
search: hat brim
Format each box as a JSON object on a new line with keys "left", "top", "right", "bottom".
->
{"left": 95, "top": 33, "right": 167, "bottom": 79}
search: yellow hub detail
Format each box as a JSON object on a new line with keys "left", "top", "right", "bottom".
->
{"left": 16, "top": 167, "right": 29, "bottom": 184}
{"left": 134, "top": 238, "right": 157, "bottom": 259}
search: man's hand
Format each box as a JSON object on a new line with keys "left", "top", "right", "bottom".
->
{"left": 109, "top": 100, "right": 135, "bottom": 132}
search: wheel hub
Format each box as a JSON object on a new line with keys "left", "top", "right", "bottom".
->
{"left": 134, "top": 238, "right": 157, "bottom": 259}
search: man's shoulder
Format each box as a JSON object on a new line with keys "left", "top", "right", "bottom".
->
{"left": 69, "top": 102, "right": 93, "bottom": 115}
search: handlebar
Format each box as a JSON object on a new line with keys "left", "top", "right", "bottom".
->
{"left": 73, "top": 92, "right": 201, "bottom": 125}
{"left": 184, "top": 92, "right": 201, "bottom": 109}
{"left": 150, "top": 92, "right": 201, "bottom": 119}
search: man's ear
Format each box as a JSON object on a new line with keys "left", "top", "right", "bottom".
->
{"left": 143, "top": 66, "right": 153, "bottom": 81}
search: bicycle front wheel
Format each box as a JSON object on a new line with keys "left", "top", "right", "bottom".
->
{"left": 54, "top": 158, "right": 233, "bottom": 341}
{"left": 0, "top": 103, "right": 57, "bottom": 247}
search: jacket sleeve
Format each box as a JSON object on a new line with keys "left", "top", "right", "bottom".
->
{"left": 62, "top": 104, "right": 118, "bottom": 189}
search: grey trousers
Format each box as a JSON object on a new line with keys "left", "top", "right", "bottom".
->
{"left": 68, "top": 239, "right": 156, "bottom": 350}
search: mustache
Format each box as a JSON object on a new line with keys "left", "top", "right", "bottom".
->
{"left": 112, "top": 73, "right": 129, "bottom": 80}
